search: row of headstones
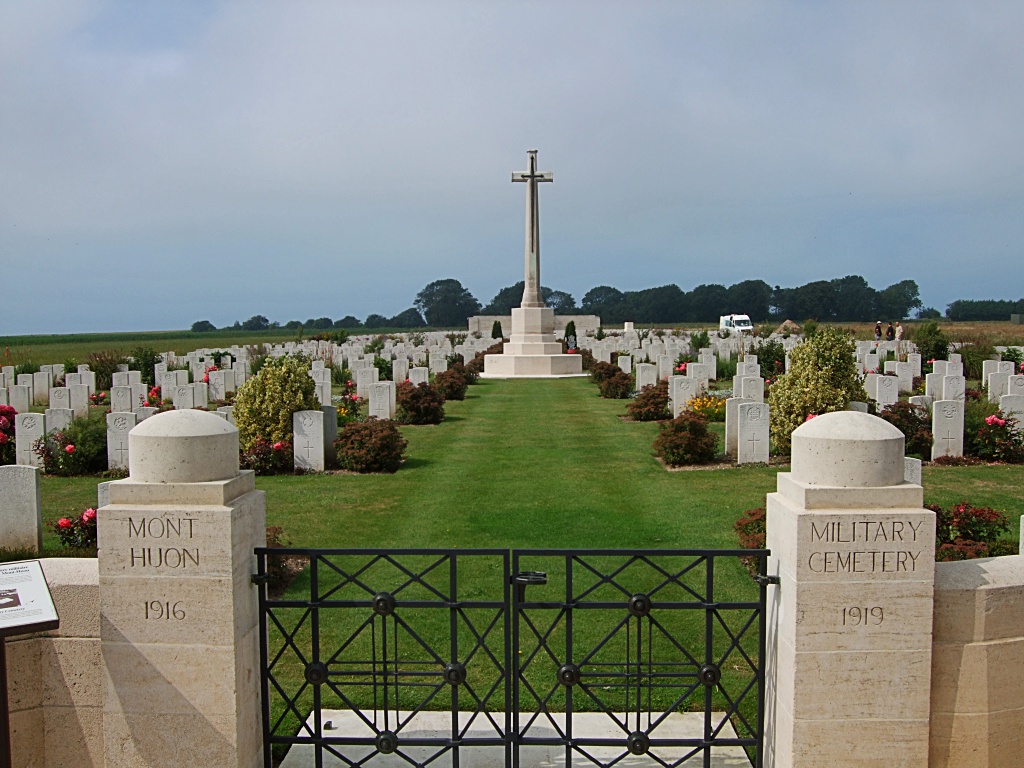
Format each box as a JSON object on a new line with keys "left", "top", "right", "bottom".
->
{"left": 0, "top": 365, "right": 96, "bottom": 413}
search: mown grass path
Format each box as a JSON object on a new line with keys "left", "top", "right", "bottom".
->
{"left": 39, "top": 376, "right": 1024, "bottom": 550}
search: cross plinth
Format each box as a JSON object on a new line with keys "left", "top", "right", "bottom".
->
{"left": 512, "top": 150, "right": 553, "bottom": 308}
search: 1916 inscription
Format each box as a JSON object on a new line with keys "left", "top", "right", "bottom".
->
{"left": 128, "top": 517, "right": 201, "bottom": 569}
{"left": 144, "top": 601, "right": 186, "bottom": 620}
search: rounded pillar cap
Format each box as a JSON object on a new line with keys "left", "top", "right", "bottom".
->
{"left": 791, "top": 411, "right": 905, "bottom": 488}
{"left": 128, "top": 409, "right": 239, "bottom": 484}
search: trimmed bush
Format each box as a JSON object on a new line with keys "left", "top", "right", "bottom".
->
{"left": 86, "top": 349, "right": 127, "bottom": 390}
{"left": 971, "top": 412, "right": 1024, "bottom": 463}
{"left": 491, "top": 320, "right": 503, "bottom": 339}
{"left": 335, "top": 419, "right": 408, "bottom": 473}
{"left": 239, "top": 438, "right": 294, "bottom": 475}
{"left": 932, "top": 501, "right": 1011, "bottom": 561}
{"left": 0, "top": 405, "right": 15, "bottom": 465}
{"left": 768, "top": 327, "right": 866, "bottom": 454}
{"left": 449, "top": 360, "right": 478, "bottom": 385}
{"left": 599, "top": 371, "right": 633, "bottom": 399}
{"left": 33, "top": 411, "right": 108, "bottom": 475}
{"left": 589, "top": 361, "right": 621, "bottom": 384}
{"left": 433, "top": 368, "right": 469, "bottom": 401}
{"left": 911, "top": 320, "right": 948, "bottom": 363}
{"left": 233, "top": 355, "right": 320, "bottom": 452}
{"left": 878, "top": 402, "right": 933, "bottom": 459}
{"left": 627, "top": 380, "right": 670, "bottom": 421}
{"left": 396, "top": 381, "right": 445, "bottom": 425}
{"left": 653, "top": 412, "right": 718, "bottom": 466}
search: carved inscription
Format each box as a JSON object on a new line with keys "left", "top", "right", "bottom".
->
{"left": 128, "top": 517, "right": 201, "bottom": 569}
{"left": 841, "top": 606, "right": 884, "bottom": 626}
{"left": 807, "top": 519, "right": 927, "bottom": 574}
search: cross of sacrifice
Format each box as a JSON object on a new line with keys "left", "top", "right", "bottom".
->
{"left": 511, "top": 149, "right": 553, "bottom": 309}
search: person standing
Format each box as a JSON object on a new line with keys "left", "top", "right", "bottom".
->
{"left": 874, "top": 321, "right": 883, "bottom": 342}
{"left": 885, "top": 322, "right": 895, "bottom": 341}
{"left": 895, "top": 322, "right": 904, "bottom": 341}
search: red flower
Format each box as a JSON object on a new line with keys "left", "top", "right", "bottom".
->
{"left": 805, "top": 413, "right": 817, "bottom": 421}
{"left": 272, "top": 442, "right": 284, "bottom": 451}
{"left": 0, "top": 433, "right": 8, "bottom": 445}
{"left": 64, "top": 444, "right": 75, "bottom": 454}
{"left": 0, "top": 417, "right": 8, "bottom": 429}
{"left": 58, "top": 518, "right": 73, "bottom": 529}
{"left": 203, "top": 374, "right": 210, "bottom": 383}
{"left": 81, "top": 508, "right": 96, "bottom": 523}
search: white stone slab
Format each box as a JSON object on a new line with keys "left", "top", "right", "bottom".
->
{"left": 279, "top": 711, "right": 751, "bottom": 768}
{"left": 293, "top": 410, "right": 325, "bottom": 472}
{"left": 737, "top": 401, "right": 769, "bottom": 465}
{"left": 931, "top": 400, "right": 964, "bottom": 460}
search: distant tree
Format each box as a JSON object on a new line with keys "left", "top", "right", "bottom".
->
{"left": 545, "top": 290, "right": 576, "bottom": 313}
{"left": 875, "top": 280, "right": 922, "bottom": 320}
{"left": 491, "top": 320, "right": 503, "bottom": 338}
{"left": 241, "top": 315, "right": 271, "bottom": 331}
{"left": 581, "top": 286, "right": 633, "bottom": 323}
{"left": 334, "top": 316, "right": 363, "bottom": 328}
{"left": 364, "top": 314, "right": 389, "bottom": 328}
{"left": 829, "top": 275, "right": 876, "bottom": 322}
{"left": 414, "top": 279, "right": 482, "bottom": 327}
{"left": 686, "top": 284, "right": 730, "bottom": 323}
{"left": 283, "top": 320, "right": 302, "bottom": 330}
{"left": 917, "top": 307, "right": 941, "bottom": 319}
{"left": 390, "top": 308, "right": 427, "bottom": 328}
{"left": 725, "top": 280, "right": 773, "bottom": 321}
{"left": 304, "top": 317, "right": 334, "bottom": 330}
{"left": 945, "top": 298, "right": 1024, "bottom": 321}
{"left": 482, "top": 282, "right": 575, "bottom": 314}
{"left": 191, "top": 320, "right": 216, "bottom": 333}
{"left": 629, "top": 285, "right": 686, "bottom": 323}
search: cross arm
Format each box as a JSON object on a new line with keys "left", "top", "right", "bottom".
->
{"left": 511, "top": 172, "right": 554, "bottom": 183}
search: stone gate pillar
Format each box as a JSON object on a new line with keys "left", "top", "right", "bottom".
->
{"left": 764, "top": 411, "right": 936, "bottom": 767}
{"left": 98, "top": 409, "right": 265, "bottom": 767}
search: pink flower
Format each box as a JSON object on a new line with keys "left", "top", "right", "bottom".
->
{"left": 805, "top": 413, "right": 817, "bottom": 421}
{"left": 58, "top": 518, "right": 73, "bottom": 529}
{"left": 272, "top": 442, "right": 283, "bottom": 451}
{"left": 64, "top": 444, "right": 75, "bottom": 454}
{"left": 346, "top": 380, "right": 354, "bottom": 387}
{"left": 0, "top": 416, "right": 8, "bottom": 429}
{"left": 81, "top": 509, "right": 96, "bottom": 523}
{"left": 203, "top": 374, "right": 210, "bottom": 383}
{"left": 927, "top": 359, "right": 936, "bottom": 364}
{"left": 0, "top": 433, "right": 8, "bottom": 445}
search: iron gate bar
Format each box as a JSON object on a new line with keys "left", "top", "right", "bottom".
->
{"left": 256, "top": 547, "right": 770, "bottom": 768}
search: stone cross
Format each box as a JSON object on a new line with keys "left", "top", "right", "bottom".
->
{"left": 511, "top": 149, "right": 553, "bottom": 308}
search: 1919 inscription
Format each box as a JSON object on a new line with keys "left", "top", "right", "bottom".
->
{"left": 841, "top": 606, "right": 884, "bottom": 627}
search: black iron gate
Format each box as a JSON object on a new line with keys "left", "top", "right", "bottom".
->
{"left": 254, "top": 548, "right": 771, "bottom": 768}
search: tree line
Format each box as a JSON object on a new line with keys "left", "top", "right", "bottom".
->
{"left": 191, "top": 276, "right": 1017, "bottom": 333}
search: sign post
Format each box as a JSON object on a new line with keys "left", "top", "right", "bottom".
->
{"left": 0, "top": 560, "right": 60, "bottom": 768}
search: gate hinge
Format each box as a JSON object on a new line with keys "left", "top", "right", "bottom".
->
{"left": 251, "top": 573, "right": 271, "bottom": 586}
{"left": 754, "top": 574, "right": 780, "bottom": 586}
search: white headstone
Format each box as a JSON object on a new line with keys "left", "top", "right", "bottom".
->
{"left": 173, "top": 385, "right": 195, "bottom": 410}
{"left": 1000, "top": 394, "right": 1024, "bottom": 421}
{"left": 32, "top": 371, "right": 50, "bottom": 405}
{"left": 111, "top": 386, "right": 134, "bottom": 413}
{"left": 69, "top": 384, "right": 90, "bottom": 419}
{"left": 635, "top": 363, "right": 658, "bottom": 391}
{"left": 904, "top": 457, "right": 923, "bottom": 485}
{"left": 106, "top": 411, "right": 136, "bottom": 470}
{"left": 669, "top": 376, "right": 699, "bottom": 417}
{"left": 408, "top": 367, "right": 429, "bottom": 387}
{"left": 931, "top": 400, "right": 964, "bottom": 460}
{"left": 875, "top": 376, "right": 898, "bottom": 408}
{"left": 8, "top": 385, "right": 31, "bottom": 415}
{"left": 907, "top": 353, "right": 922, "bottom": 378}
{"left": 368, "top": 382, "right": 397, "bottom": 420}
{"left": 941, "top": 375, "right": 966, "bottom": 402}
{"left": 293, "top": 410, "right": 325, "bottom": 471}
{"left": 725, "top": 397, "right": 750, "bottom": 457}
{"left": 393, "top": 358, "right": 410, "bottom": 382}
{"left": 617, "top": 355, "right": 632, "bottom": 374}
{"left": 49, "top": 386, "right": 71, "bottom": 411}
{"left": 987, "top": 372, "right": 1010, "bottom": 403}
{"left": 44, "top": 408, "right": 73, "bottom": 435}
{"left": 15, "top": 413, "right": 44, "bottom": 467}
{"left": 0, "top": 465, "right": 42, "bottom": 552}
{"left": 737, "top": 401, "right": 769, "bottom": 465}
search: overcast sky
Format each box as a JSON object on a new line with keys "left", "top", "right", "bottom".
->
{"left": 3, "top": 1, "right": 1023, "bottom": 334}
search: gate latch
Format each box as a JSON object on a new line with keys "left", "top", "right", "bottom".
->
{"left": 511, "top": 571, "right": 547, "bottom": 602}
{"left": 754, "top": 574, "right": 780, "bottom": 586}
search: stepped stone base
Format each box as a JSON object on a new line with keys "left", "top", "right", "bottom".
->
{"left": 481, "top": 306, "right": 585, "bottom": 378}
{"left": 480, "top": 353, "right": 584, "bottom": 378}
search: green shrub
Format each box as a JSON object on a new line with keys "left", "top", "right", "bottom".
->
{"left": 335, "top": 419, "right": 407, "bottom": 473}
{"left": 599, "top": 371, "right": 633, "bottom": 399}
{"left": 931, "top": 501, "right": 1012, "bottom": 561}
{"left": 971, "top": 412, "right": 1024, "bottom": 463}
{"left": 689, "top": 329, "right": 710, "bottom": 356}
{"left": 589, "top": 361, "right": 621, "bottom": 384}
{"left": 768, "top": 327, "right": 866, "bottom": 454}
{"left": 954, "top": 342, "right": 996, "bottom": 381}
{"left": 627, "top": 380, "right": 670, "bottom": 421}
{"left": 878, "top": 402, "right": 933, "bottom": 459}
{"left": 911, "top": 321, "right": 948, "bottom": 362}
{"left": 563, "top": 320, "right": 577, "bottom": 342}
{"left": 33, "top": 411, "right": 109, "bottom": 475}
{"left": 716, "top": 355, "right": 737, "bottom": 380}
{"left": 128, "top": 347, "right": 161, "bottom": 386}
{"left": 14, "top": 361, "right": 40, "bottom": 376}
{"left": 372, "top": 355, "right": 394, "bottom": 382}
{"left": 233, "top": 355, "right": 320, "bottom": 453}
{"left": 239, "top": 437, "right": 294, "bottom": 475}
{"left": 433, "top": 368, "right": 468, "bottom": 401}
{"left": 86, "top": 350, "right": 127, "bottom": 390}
{"left": 756, "top": 339, "right": 787, "bottom": 379}
{"left": 963, "top": 398, "right": 1000, "bottom": 457}
{"left": 0, "top": 405, "right": 15, "bottom": 465}
{"left": 1002, "top": 347, "right": 1023, "bottom": 366}
{"left": 396, "top": 381, "right": 445, "bottom": 425}
{"left": 653, "top": 412, "right": 719, "bottom": 466}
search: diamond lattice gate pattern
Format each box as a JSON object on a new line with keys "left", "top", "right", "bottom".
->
{"left": 254, "top": 549, "right": 771, "bottom": 768}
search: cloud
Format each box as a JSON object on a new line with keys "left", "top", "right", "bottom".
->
{"left": 2, "top": 1, "right": 1024, "bottom": 333}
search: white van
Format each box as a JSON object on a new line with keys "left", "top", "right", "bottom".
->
{"left": 720, "top": 314, "right": 753, "bottom": 334}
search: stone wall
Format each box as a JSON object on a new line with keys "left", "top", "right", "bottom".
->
{"left": 467, "top": 314, "right": 600, "bottom": 338}
{"left": 929, "top": 554, "right": 1024, "bottom": 767}
{"left": 7, "top": 558, "right": 103, "bottom": 768}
